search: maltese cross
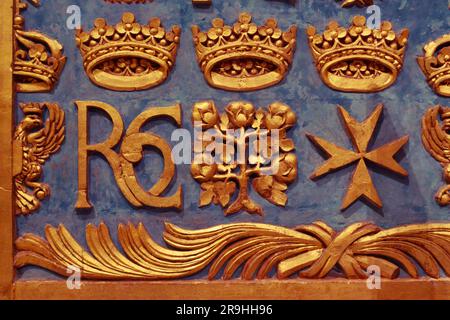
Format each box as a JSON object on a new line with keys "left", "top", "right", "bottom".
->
{"left": 307, "top": 104, "right": 409, "bottom": 211}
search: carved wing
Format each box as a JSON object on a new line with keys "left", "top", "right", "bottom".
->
{"left": 31, "top": 103, "right": 65, "bottom": 164}
{"left": 422, "top": 106, "right": 450, "bottom": 165}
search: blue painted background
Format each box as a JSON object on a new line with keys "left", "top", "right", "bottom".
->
{"left": 16, "top": 0, "right": 450, "bottom": 280}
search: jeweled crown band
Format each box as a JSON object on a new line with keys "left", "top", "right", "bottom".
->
{"left": 192, "top": 12, "right": 297, "bottom": 92}
{"left": 76, "top": 12, "right": 181, "bottom": 91}
{"left": 307, "top": 16, "right": 409, "bottom": 93}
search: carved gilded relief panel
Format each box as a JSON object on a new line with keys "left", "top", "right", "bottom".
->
{"left": 1, "top": 0, "right": 450, "bottom": 300}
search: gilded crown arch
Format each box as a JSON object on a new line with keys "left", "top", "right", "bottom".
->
{"left": 2, "top": 0, "right": 450, "bottom": 301}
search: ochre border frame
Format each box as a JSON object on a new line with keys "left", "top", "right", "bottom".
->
{"left": 0, "top": 0, "right": 15, "bottom": 301}
{"left": 2, "top": 0, "right": 450, "bottom": 300}
{"left": 11, "top": 279, "right": 450, "bottom": 300}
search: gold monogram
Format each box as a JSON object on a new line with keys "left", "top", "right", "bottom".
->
{"left": 75, "top": 101, "right": 182, "bottom": 210}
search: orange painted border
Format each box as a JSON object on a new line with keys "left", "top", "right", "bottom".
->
{"left": 0, "top": 0, "right": 15, "bottom": 301}
{"left": 13, "top": 279, "right": 450, "bottom": 300}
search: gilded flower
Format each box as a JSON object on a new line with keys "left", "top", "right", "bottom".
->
{"left": 225, "top": 101, "right": 255, "bottom": 128}
{"left": 258, "top": 18, "right": 282, "bottom": 40}
{"left": 438, "top": 46, "right": 450, "bottom": 65}
{"left": 373, "top": 21, "right": 396, "bottom": 41}
{"left": 324, "top": 21, "right": 347, "bottom": 42}
{"left": 207, "top": 18, "right": 233, "bottom": 41}
{"left": 199, "top": 181, "right": 236, "bottom": 208}
{"left": 264, "top": 102, "right": 296, "bottom": 130}
{"left": 349, "top": 16, "right": 372, "bottom": 37}
{"left": 233, "top": 12, "right": 258, "bottom": 35}
{"left": 170, "top": 25, "right": 182, "bottom": 43}
{"left": 29, "top": 44, "right": 48, "bottom": 62}
{"left": 349, "top": 60, "right": 368, "bottom": 74}
{"left": 192, "top": 101, "right": 220, "bottom": 129}
{"left": 274, "top": 153, "right": 297, "bottom": 183}
{"left": 116, "top": 12, "right": 141, "bottom": 35}
{"left": 191, "top": 154, "right": 218, "bottom": 182}
{"left": 76, "top": 30, "right": 91, "bottom": 47}
{"left": 143, "top": 17, "right": 165, "bottom": 39}
{"left": 253, "top": 176, "right": 288, "bottom": 206}
{"left": 91, "top": 18, "right": 115, "bottom": 40}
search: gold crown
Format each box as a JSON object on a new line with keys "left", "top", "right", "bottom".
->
{"left": 76, "top": 12, "right": 181, "bottom": 91}
{"left": 19, "top": 102, "right": 45, "bottom": 115}
{"left": 191, "top": 12, "right": 297, "bottom": 92}
{"left": 417, "top": 34, "right": 450, "bottom": 97}
{"left": 307, "top": 16, "right": 409, "bottom": 93}
{"left": 13, "top": 0, "right": 66, "bottom": 93}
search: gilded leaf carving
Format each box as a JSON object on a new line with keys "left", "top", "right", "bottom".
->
{"left": 14, "top": 221, "right": 450, "bottom": 280}
{"left": 191, "top": 101, "right": 298, "bottom": 216}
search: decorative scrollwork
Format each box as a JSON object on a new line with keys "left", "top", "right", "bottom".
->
{"left": 13, "top": 103, "right": 65, "bottom": 215}
{"left": 14, "top": 221, "right": 450, "bottom": 280}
